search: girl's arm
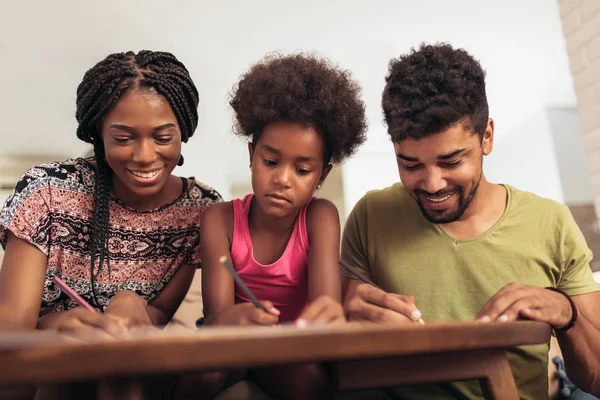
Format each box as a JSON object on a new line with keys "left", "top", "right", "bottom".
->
{"left": 299, "top": 198, "right": 345, "bottom": 324}
{"left": 306, "top": 198, "right": 342, "bottom": 302}
{"left": 199, "top": 202, "right": 235, "bottom": 324}
{"left": 200, "top": 202, "right": 278, "bottom": 326}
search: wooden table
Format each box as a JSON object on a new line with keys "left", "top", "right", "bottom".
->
{"left": 0, "top": 321, "right": 550, "bottom": 399}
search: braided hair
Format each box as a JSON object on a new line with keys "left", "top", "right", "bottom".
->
{"left": 75, "top": 50, "right": 199, "bottom": 307}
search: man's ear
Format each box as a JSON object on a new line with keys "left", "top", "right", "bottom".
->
{"left": 482, "top": 118, "right": 494, "bottom": 156}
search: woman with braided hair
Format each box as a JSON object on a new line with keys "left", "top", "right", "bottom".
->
{"left": 0, "top": 50, "right": 221, "bottom": 337}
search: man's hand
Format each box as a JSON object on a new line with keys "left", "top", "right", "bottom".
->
{"left": 344, "top": 283, "right": 422, "bottom": 325}
{"left": 476, "top": 283, "right": 574, "bottom": 329}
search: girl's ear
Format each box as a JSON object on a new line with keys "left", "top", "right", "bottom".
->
{"left": 248, "top": 142, "right": 254, "bottom": 169}
{"left": 317, "top": 164, "right": 333, "bottom": 188}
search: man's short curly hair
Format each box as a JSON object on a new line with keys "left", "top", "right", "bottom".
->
{"left": 382, "top": 43, "right": 488, "bottom": 142}
{"left": 230, "top": 53, "right": 367, "bottom": 164}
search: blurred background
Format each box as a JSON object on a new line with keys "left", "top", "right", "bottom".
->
{"left": 1, "top": 0, "right": 599, "bottom": 277}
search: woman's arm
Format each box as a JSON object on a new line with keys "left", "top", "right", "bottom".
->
{"left": 146, "top": 264, "right": 196, "bottom": 326}
{"left": 0, "top": 232, "right": 48, "bottom": 329}
{"left": 1, "top": 232, "right": 122, "bottom": 333}
{"left": 103, "top": 263, "right": 197, "bottom": 328}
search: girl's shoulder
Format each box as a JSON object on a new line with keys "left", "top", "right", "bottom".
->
{"left": 306, "top": 197, "right": 339, "bottom": 219}
{"left": 199, "top": 200, "right": 235, "bottom": 227}
{"left": 305, "top": 197, "right": 340, "bottom": 234}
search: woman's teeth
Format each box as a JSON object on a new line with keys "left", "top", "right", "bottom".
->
{"left": 131, "top": 170, "right": 160, "bottom": 178}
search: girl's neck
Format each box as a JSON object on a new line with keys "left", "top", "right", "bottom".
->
{"left": 248, "top": 196, "right": 299, "bottom": 234}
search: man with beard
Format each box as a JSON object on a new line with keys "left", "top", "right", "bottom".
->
{"left": 341, "top": 43, "right": 600, "bottom": 400}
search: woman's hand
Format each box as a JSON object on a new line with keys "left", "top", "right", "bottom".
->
{"left": 37, "top": 307, "right": 126, "bottom": 335}
{"left": 104, "top": 290, "right": 153, "bottom": 328}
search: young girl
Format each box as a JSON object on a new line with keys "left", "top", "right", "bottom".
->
{"left": 175, "top": 53, "right": 367, "bottom": 399}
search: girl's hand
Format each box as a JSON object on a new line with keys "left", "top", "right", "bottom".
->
{"left": 296, "top": 295, "right": 346, "bottom": 326}
{"left": 209, "top": 301, "right": 280, "bottom": 326}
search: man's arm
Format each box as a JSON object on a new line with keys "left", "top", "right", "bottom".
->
{"left": 557, "top": 291, "right": 600, "bottom": 395}
{"left": 341, "top": 196, "right": 420, "bottom": 324}
{"left": 343, "top": 278, "right": 421, "bottom": 324}
{"left": 555, "top": 205, "right": 600, "bottom": 395}
{"left": 476, "top": 205, "right": 600, "bottom": 394}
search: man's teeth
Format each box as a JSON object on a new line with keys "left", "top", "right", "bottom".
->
{"left": 131, "top": 170, "right": 160, "bottom": 179}
{"left": 427, "top": 193, "right": 452, "bottom": 202}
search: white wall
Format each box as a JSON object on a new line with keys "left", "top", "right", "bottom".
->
{"left": 0, "top": 0, "right": 581, "bottom": 210}
{"left": 546, "top": 107, "right": 593, "bottom": 205}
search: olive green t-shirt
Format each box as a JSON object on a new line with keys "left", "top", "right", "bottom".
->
{"left": 341, "top": 183, "right": 599, "bottom": 400}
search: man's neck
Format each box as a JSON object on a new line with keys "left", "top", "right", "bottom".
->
{"left": 440, "top": 179, "right": 508, "bottom": 240}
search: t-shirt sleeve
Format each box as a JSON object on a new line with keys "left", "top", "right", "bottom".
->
{"left": 340, "top": 195, "right": 373, "bottom": 281}
{"left": 0, "top": 167, "right": 53, "bottom": 255}
{"left": 187, "top": 185, "right": 224, "bottom": 267}
{"left": 557, "top": 205, "right": 599, "bottom": 296}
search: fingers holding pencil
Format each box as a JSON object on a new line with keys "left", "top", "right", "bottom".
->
{"left": 44, "top": 276, "right": 128, "bottom": 337}
{"left": 216, "top": 256, "right": 280, "bottom": 326}
{"left": 340, "top": 260, "right": 425, "bottom": 325}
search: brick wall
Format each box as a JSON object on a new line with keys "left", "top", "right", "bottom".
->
{"left": 557, "top": 1, "right": 600, "bottom": 271}
{"left": 557, "top": 0, "right": 600, "bottom": 217}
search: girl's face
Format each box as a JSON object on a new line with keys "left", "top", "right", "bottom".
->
{"left": 249, "top": 121, "right": 331, "bottom": 219}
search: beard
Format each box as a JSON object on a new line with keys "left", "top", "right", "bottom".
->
{"left": 413, "top": 172, "right": 482, "bottom": 224}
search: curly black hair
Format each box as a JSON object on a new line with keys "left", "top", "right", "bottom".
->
{"left": 75, "top": 50, "right": 199, "bottom": 307}
{"left": 382, "top": 43, "right": 488, "bottom": 142}
{"left": 229, "top": 53, "right": 367, "bottom": 164}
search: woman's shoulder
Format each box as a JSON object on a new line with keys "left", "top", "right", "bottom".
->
{"left": 19, "top": 157, "right": 92, "bottom": 181}
{"left": 5, "top": 158, "right": 94, "bottom": 205}
{"left": 182, "top": 178, "right": 224, "bottom": 207}
{"left": 0, "top": 158, "right": 94, "bottom": 250}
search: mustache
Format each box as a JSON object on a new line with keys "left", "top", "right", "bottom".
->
{"left": 414, "top": 188, "right": 461, "bottom": 197}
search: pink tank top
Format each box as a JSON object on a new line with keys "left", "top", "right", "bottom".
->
{"left": 231, "top": 194, "right": 310, "bottom": 323}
